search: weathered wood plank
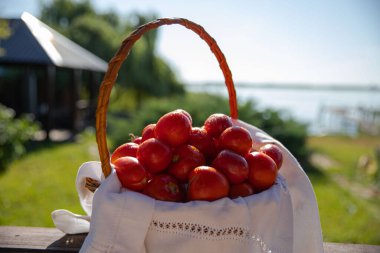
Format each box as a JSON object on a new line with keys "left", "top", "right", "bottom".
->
{"left": 323, "top": 242, "right": 380, "bottom": 253}
{"left": 0, "top": 226, "right": 85, "bottom": 252}
{"left": 1, "top": 226, "right": 379, "bottom": 252}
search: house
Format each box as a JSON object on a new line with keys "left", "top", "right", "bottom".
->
{"left": 0, "top": 12, "right": 108, "bottom": 138}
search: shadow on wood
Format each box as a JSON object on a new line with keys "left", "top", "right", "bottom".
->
{"left": 47, "top": 233, "right": 87, "bottom": 252}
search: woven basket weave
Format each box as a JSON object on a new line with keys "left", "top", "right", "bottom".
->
{"left": 96, "top": 18, "right": 239, "bottom": 178}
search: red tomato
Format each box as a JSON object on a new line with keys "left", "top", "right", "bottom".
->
{"left": 168, "top": 145, "right": 205, "bottom": 182}
{"left": 174, "top": 109, "right": 192, "bottom": 124}
{"left": 155, "top": 110, "right": 192, "bottom": 147}
{"left": 133, "top": 136, "right": 142, "bottom": 145}
{"left": 141, "top": 124, "right": 156, "bottom": 142}
{"left": 187, "top": 166, "right": 229, "bottom": 201}
{"left": 203, "top": 113, "right": 232, "bottom": 138}
{"left": 188, "top": 127, "right": 217, "bottom": 161}
{"left": 211, "top": 137, "right": 222, "bottom": 162}
{"left": 260, "top": 144, "right": 283, "bottom": 170}
{"left": 110, "top": 142, "right": 139, "bottom": 164}
{"left": 143, "top": 174, "right": 185, "bottom": 202}
{"left": 229, "top": 182, "right": 254, "bottom": 199}
{"left": 212, "top": 150, "right": 249, "bottom": 185}
{"left": 245, "top": 151, "right": 278, "bottom": 192}
{"left": 219, "top": 126, "right": 252, "bottom": 156}
{"left": 137, "top": 138, "right": 172, "bottom": 174}
{"left": 113, "top": 156, "right": 148, "bottom": 191}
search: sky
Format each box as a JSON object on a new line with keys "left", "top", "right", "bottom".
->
{"left": 1, "top": 0, "right": 380, "bottom": 86}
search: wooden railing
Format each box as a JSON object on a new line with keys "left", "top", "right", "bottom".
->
{"left": 0, "top": 226, "right": 379, "bottom": 253}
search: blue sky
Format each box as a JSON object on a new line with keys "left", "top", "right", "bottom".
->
{"left": 1, "top": 0, "right": 380, "bottom": 86}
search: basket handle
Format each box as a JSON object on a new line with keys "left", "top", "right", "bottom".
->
{"left": 96, "top": 18, "right": 238, "bottom": 177}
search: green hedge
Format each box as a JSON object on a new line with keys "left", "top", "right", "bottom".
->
{"left": 0, "top": 104, "right": 40, "bottom": 172}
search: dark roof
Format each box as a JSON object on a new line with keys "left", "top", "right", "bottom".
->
{"left": 0, "top": 12, "right": 108, "bottom": 72}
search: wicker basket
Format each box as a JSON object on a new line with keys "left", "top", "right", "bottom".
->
{"left": 51, "top": 18, "right": 323, "bottom": 253}
{"left": 96, "top": 18, "right": 239, "bottom": 178}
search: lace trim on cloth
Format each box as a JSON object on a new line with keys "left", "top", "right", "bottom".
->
{"left": 149, "top": 220, "right": 273, "bottom": 253}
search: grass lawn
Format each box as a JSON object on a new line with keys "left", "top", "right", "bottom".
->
{"left": 0, "top": 132, "right": 99, "bottom": 227}
{"left": 308, "top": 135, "right": 380, "bottom": 180}
{"left": 308, "top": 135, "right": 380, "bottom": 244}
{"left": 1, "top": 132, "right": 379, "bottom": 244}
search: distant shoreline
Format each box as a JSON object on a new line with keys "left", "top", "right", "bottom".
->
{"left": 186, "top": 82, "right": 380, "bottom": 91}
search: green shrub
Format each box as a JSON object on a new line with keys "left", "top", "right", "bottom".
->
{"left": 107, "top": 92, "right": 309, "bottom": 167}
{"left": 0, "top": 104, "right": 40, "bottom": 172}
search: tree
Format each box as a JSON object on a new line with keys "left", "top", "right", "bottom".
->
{"left": 68, "top": 14, "right": 119, "bottom": 61}
{"left": 39, "top": 1, "right": 184, "bottom": 109}
{"left": 40, "top": 0, "right": 95, "bottom": 33}
{"left": 118, "top": 13, "right": 184, "bottom": 108}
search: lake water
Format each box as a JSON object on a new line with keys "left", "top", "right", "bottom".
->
{"left": 186, "top": 84, "right": 380, "bottom": 135}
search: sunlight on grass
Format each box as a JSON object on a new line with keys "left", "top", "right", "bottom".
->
{"left": 0, "top": 133, "right": 99, "bottom": 227}
{"left": 310, "top": 173, "right": 380, "bottom": 244}
{"left": 308, "top": 135, "right": 380, "bottom": 244}
{"left": 308, "top": 135, "right": 380, "bottom": 180}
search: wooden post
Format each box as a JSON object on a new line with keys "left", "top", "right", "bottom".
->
{"left": 46, "top": 65, "right": 56, "bottom": 140}
{"left": 25, "top": 65, "right": 37, "bottom": 115}
{"left": 89, "top": 71, "right": 100, "bottom": 123}
{"left": 71, "top": 69, "right": 81, "bottom": 132}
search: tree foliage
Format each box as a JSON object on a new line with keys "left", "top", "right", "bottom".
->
{"left": 39, "top": 0, "right": 184, "bottom": 107}
{"left": 68, "top": 14, "right": 118, "bottom": 61}
{"left": 0, "top": 104, "right": 40, "bottom": 172}
{"left": 40, "top": 0, "right": 95, "bottom": 32}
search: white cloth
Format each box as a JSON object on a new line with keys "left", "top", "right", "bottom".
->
{"left": 51, "top": 161, "right": 104, "bottom": 234}
{"left": 52, "top": 121, "right": 324, "bottom": 253}
{"left": 235, "top": 120, "right": 324, "bottom": 253}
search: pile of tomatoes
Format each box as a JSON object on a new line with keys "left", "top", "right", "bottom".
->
{"left": 111, "top": 109, "right": 283, "bottom": 202}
